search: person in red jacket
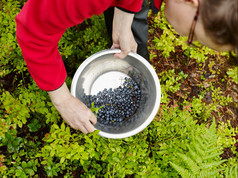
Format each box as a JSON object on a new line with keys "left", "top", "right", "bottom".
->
{"left": 16, "top": 0, "right": 238, "bottom": 134}
{"left": 16, "top": 0, "right": 143, "bottom": 134}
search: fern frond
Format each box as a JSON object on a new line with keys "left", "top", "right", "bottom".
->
{"left": 225, "top": 164, "right": 238, "bottom": 178}
{"left": 176, "top": 152, "right": 200, "bottom": 174}
{"left": 193, "top": 138, "right": 205, "bottom": 156}
{"left": 207, "top": 118, "right": 217, "bottom": 134}
{"left": 235, "top": 165, "right": 238, "bottom": 177}
{"left": 203, "top": 120, "right": 218, "bottom": 143}
{"left": 200, "top": 169, "right": 220, "bottom": 178}
{"left": 169, "top": 162, "right": 192, "bottom": 178}
{"left": 187, "top": 144, "right": 202, "bottom": 164}
{"left": 203, "top": 151, "right": 224, "bottom": 160}
{"left": 202, "top": 160, "right": 227, "bottom": 169}
{"left": 204, "top": 141, "right": 217, "bottom": 149}
{"left": 170, "top": 119, "right": 226, "bottom": 178}
{"left": 205, "top": 146, "right": 221, "bottom": 154}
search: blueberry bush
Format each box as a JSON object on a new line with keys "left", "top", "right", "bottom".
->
{"left": 1, "top": 0, "right": 238, "bottom": 177}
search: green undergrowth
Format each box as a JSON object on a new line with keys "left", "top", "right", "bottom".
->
{"left": 1, "top": 0, "right": 238, "bottom": 177}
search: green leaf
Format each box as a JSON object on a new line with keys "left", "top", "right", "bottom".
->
{"left": 22, "top": 161, "right": 27, "bottom": 168}
{"left": 60, "top": 157, "right": 65, "bottom": 164}
{"left": 25, "top": 168, "right": 34, "bottom": 176}
{"left": 7, "top": 142, "right": 14, "bottom": 153}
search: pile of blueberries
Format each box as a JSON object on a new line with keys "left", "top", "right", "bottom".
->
{"left": 88, "top": 77, "right": 141, "bottom": 124}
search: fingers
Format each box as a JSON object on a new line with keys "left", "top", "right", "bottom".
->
{"left": 90, "top": 114, "right": 97, "bottom": 125}
{"left": 131, "top": 43, "right": 137, "bottom": 53}
{"left": 85, "top": 120, "right": 96, "bottom": 133}
{"left": 77, "top": 122, "right": 95, "bottom": 134}
{"left": 77, "top": 125, "right": 88, "bottom": 134}
{"left": 74, "top": 111, "right": 97, "bottom": 134}
{"left": 113, "top": 46, "right": 137, "bottom": 59}
{"left": 71, "top": 98, "right": 97, "bottom": 133}
{"left": 49, "top": 85, "right": 98, "bottom": 134}
{"left": 113, "top": 50, "right": 129, "bottom": 59}
{"left": 111, "top": 40, "right": 138, "bottom": 59}
{"left": 69, "top": 117, "right": 96, "bottom": 134}
{"left": 112, "top": 45, "right": 138, "bottom": 59}
{"left": 111, "top": 43, "right": 126, "bottom": 58}
{"left": 111, "top": 43, "right": 120, "bottom": 49}
{"left": 53, "top": 95, "right": 98, "bottom": 134}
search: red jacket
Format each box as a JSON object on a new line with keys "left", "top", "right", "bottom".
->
{"left": 15, "top": 0, "right": 162, "bottom": 91}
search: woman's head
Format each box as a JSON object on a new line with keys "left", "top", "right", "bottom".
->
{"left": 201, "top": 0, "right": 238, "bottom": 65}
{"left": 164, "top": 0, "right": 238, "bottom": 65}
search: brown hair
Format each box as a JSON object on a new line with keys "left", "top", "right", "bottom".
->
{"left": 200, "top": 0, "right": 238, "bottom": 66}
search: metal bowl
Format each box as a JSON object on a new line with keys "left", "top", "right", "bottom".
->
{"left": 71, "top": 49, "right": 161, "bottom": 139}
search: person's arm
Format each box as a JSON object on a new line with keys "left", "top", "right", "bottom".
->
{"left": 15, "top": 0, "right": 143, "bottom": 91}
{"left": 111, "top": 7, "right": 137, "bottom": 58}
{"left": 48, "top": 83, "right": 96, "bottom": 133}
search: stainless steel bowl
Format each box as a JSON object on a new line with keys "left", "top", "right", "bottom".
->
{"left": 71, "top": 49, "right": 161, "bottom": 139}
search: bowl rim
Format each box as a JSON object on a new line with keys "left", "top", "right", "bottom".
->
{"left": 71, "top": 49, "right": 161, "bottom": 139}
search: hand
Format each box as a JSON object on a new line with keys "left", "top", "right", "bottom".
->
{"left": 48, "top": 83, "right": 97, "bottom": 133}
{"left": 112, "top": 7, "right": 137, "bottom": 58}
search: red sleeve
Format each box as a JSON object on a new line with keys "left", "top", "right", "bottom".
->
{"left": 15, "top": 0, "right": 142, "bottom": 91}
{"left": 154, "top": 0, "right": 163, "bottom": 10}
{"left": 115, "top": 0, "right": 143, "bottom": 13}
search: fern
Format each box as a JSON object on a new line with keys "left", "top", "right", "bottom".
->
{"left": 225, "top": 164, "right": 238, "bottom": 178}
{"left": 170, "top": 119, "right": 227, "bottom": 177}
{"left": 176, "top": 153, "right": 200, "bottom": 174}
{"left": 169, "top": 162, "right": 192, "bottom": 178}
